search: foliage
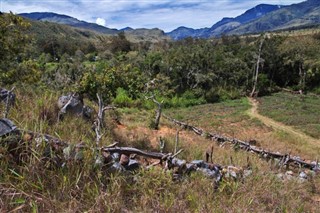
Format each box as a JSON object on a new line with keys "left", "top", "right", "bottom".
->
{"left": 113, "top": 87, "right": 133, "bottom": 107}
{"left": 0, "top": 12, "right": 31, "bottom": 84}
{"left": 258, "top": 92, "right": 320, "bottom": 139}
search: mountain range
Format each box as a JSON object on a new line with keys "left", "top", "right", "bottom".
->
{"left": 18, "top": 0, "right": 320, "bottom": 40}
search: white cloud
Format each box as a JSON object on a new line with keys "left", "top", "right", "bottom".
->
{"left": 96, "top": 17, "right": 106, "bottom": 26}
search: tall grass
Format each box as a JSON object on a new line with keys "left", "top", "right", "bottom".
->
{"left": 1, "top": 87, "right": 320, "bottom": 212}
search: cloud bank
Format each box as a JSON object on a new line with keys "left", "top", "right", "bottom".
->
{"left": 96, "top": 17, "right": 106, "bottom": 26}
{"left": 1, "top": 0, "right": 304, "bottom": 32}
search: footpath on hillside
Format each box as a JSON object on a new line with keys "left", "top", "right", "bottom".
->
{"left": 247, "top": 97, "right": 320, "bottom": 147}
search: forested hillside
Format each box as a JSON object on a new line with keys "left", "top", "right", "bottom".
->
{"left": 2, "top": 12, "right": 320, "bottom": 104}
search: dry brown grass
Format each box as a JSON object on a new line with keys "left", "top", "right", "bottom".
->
{"left": 1, "top": 87, "right": 320, "bottom": 212}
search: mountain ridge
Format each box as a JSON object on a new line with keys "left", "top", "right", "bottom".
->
{"left": 166, "top": 4, "right": 285, "bottom": 39}
{"left": 18, "top": 0, "right": 320, "bottom": 40}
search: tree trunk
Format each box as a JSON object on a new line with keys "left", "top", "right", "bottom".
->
{"left": 250, "top": 37, "right": 265, "bottom": 97}
{"left": 154, "top": 102, "right": 162, "bottom": 130}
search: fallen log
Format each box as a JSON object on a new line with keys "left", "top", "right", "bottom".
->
{"left": 163, "top": 114, "right": 320, "bottom": 171}
{"left": 102, "top": 147, "right": 167, "bottom": 160}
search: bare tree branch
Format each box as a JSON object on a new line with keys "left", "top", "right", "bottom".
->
{"left": 95, "top": 93, "right": 116, "bottom": 146}
{"left": 146, "top": 94, "right": 163, "bottom": 130}
{"left": 250, "top": 36, "right": 265, "bottom": 98}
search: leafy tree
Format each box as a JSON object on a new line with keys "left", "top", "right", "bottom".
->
{"left": 278, "top": 35, "right": 320, "bottom": 91}
{"left": 0, "top": 12, "right": 30, "bottom": 84}
{"left": 110, "top": 32, "right": 131, "bottom": 54}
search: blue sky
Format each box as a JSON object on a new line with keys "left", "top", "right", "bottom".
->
{"left": 1, "top": 0, "right": 304, "bottom": 32}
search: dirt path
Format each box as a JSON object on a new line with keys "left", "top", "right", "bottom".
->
{"left": 247, "top": 97, "right": 320, "bottom": 146}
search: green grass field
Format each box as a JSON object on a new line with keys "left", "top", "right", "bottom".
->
{"left": 258, "top": 92, "right": 320, "bottom": 139}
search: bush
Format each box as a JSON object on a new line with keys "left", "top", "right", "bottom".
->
{"left": 205, "top": 87, "right": 241, "bottom": 103}
{"left": 165, "top": 91, "right": 206, "bottom": 108}
{"left": 113, "top": 87, "right": 133, "bottom": 107}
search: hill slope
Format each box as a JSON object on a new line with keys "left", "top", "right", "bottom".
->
{"left": 230, "top": 0, "right": 320, "bottom": 34}
{"left": 19, "top": 12, "right": 170, "bottom": 42}
{"left": 167, "top": 4, "right": 283, "bottom": 39}
{"left": 19, "top": 12, "right": 119, "bottom": 34}
{"left": 167, "top": 0, "right": 320, "bottom": 39}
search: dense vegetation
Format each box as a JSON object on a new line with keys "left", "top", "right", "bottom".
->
{"left": 1, "top": 13, "right": 320, "bottom": 106}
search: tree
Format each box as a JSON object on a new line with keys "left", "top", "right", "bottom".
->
{"left": 110, "top": 32, "right": 131, "bottom": 54}
{"left": 279, "top": 35, "right": 320, "bottom": 91}
{"left": 250, "top": 35, "right": 265, "bottom": 97}
{"left": 0, "top": 12, "right": 30, "bottom": 84}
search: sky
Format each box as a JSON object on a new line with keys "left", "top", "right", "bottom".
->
{"left": 1, "top": 0, "right": 305, "bottom": 32}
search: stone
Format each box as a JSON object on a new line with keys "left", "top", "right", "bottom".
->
{"left": 285, "top": 171, "right": 294, "bottom": 180}
{"left": 120, "top": 154, "right": 129, "bottom": 166}
{"left": 0, "top": 88, "right": 15, "bottom": 106}
{"left": 109, "top": 162, "right": 125, "bottom": 173}
{"left": 58, "top": 94, "right": 92, "bottom": 119}
{"left": 125, "top": 159, "right": 140, "bottom": 171}
{"left": 186, "top": 163, "right": 197, "bottom": 173}
{"left": 172, "top": 158, "right": 186, "bottom": 167}
{"left": 191, "top": 160, "right": 204, "bottom": 168}
{"left": 299, "top": 171, "right": 308, "bottom": 179}
{"left": 111, "top": 152, "right": 120, "bottom": 161}
{"left": 198, "top": 168, "right": 218, "bottom": 178}
{"left": 0, "top": 118, "right": 17, "bottom": 137}
{"left": 94, "top": 155, "right": 104, "bottom": 168}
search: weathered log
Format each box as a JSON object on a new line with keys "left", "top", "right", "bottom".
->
{"left": 163, "top": 114, "right": 320, "bottom": 171}
{"left": 102, "top": 147, "right": 167, "bottom": 160}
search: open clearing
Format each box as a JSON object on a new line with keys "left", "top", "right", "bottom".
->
{"left": 247, "top": 97, "right": 320, "bottom": 148}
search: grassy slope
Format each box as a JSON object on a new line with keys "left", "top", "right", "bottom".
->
{"left": 258, "top": 92, "right": 320, "bottom": 139}
{"left": 1, "top": 87, "right": 320, "bottom": 212}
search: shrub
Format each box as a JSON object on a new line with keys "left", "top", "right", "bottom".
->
{"left": 113, "top": 87, "right": 133, "bottom": 107}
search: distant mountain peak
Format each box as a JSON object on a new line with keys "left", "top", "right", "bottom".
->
{"left": 120, "top": 27, "right": 134, "bottom": 31}
{"left": 167, "top": 1, "right": 320, "bottom": 40}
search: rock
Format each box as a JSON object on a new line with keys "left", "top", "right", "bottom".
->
{"left": 299, "top": 172, "right": 308, "bottom": 179}
{"left": 94, "top": 155, "right": 104, "bottom": 168}
{"left": 58, "top": 94, "right": 83, "bottom": 114}
{"left": 111, "top": 153, "right": 120, "bottom": 161}
{"left": 285, "top": 171, "right": 294, "bottom": 180}
{"left": 120, "top": 154, "right": 129, "bottom": 166}
{"left": 109, "top": 162, "right": 125, "bottom": 173}
{"left": 191, "top": 160, "right": 204, "bottom": 168}
{"left": 186, "top": 163, "right": 197, "bottom": 173}
{"left": 0, "top": 88, "right": 15, "bottom": 106}
{"left": 82, "top": 105, "right": 93, "bottom": 119}
{"left": 125, "top": 159, "right": 140, "bottom": 171}
{"left": 0, "top": 118, "right": 17, "bottom": 137}
{"left": 172, "top": 158, "right": 186, "bottom": 167}
{"left": 102, "top": 152, "right": 113, "bottom": 164}
{"left": 198, "top": 168, "right": 218, "bottom": 179}
{"left": 225, "top": 166, "right": 243, "bottom": 179}
{"left": 58, "top": 94, "right": 92, "bottom": 119}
